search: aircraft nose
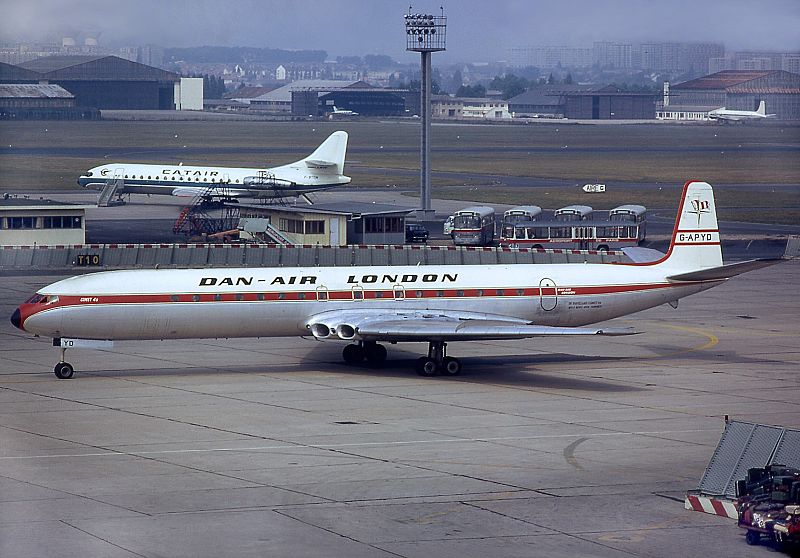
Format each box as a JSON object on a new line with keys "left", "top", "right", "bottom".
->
{"left": 10, "top": 308, "right": 22, "bottom": 330}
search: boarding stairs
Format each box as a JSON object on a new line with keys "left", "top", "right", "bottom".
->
{"left": 172, "top": 185, "right": 240, "bottom": 237}
{"left": 261, "top": 223, "right": 293, "bottom": 245}
{"left": 97, "top": 175, "right": 124, "bottom": 207}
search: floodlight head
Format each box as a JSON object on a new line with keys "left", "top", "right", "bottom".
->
{"left": 404, "top": 9, "right": 446, "bottom": 52}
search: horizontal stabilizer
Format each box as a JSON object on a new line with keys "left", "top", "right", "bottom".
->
{"left": 622, "top": 246, "right": 666, "bottom": 263}
{"left": 667, "top": 258, "right": 783, "bottom": 282}
{"left": 304, "top": 159, "right": 336, "bottom": 169}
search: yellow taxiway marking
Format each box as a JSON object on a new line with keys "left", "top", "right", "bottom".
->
{"left": 662, "top": 324, "right": 719, "bottom": 352}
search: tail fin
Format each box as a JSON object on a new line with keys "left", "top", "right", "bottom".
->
{"left": 756, "top": 100, "right": 766, "bottom": 115}
{"left": 302, "top": 131, "right": 348, "bottom": 175}
{"left": 660, "top": 181, "right": 722, "bottom": 271}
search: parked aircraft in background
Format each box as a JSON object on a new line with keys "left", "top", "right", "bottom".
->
{"left": 330, "top": 106, "right": 358, "bottom": 116}
{"left": 78, "top": 131, "right": 350, "bottom": 199}
{"left": 11, "top": 182, "right": 784, "bottom": 379}
{"left": 708, "top": 101, "right": 776, "bottom": 122}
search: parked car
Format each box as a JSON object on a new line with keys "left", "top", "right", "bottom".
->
{"left": 443, "top": 215, "right": 454, "bottom": 236}
{"left": 405, "top": 223, "right": 429, "bottom": 243}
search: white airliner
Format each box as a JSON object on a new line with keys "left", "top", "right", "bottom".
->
{"left": 330, "top": 106, "right": 358, "bottom": 116}
{"left": 11, "top": 182, "right": 783, "bottom": 379}
{"left": 78, "top": 131, "right": 350, "bottom": 199}
{"left": 708, "top": 101, "right": 776, "bottom": 122}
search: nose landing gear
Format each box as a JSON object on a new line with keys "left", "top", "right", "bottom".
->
{"left": 54, "top": 342, "right": 74, "bottom": 379}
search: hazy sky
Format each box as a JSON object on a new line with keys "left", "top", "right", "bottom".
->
{"left": 2, "top": 0, "right": 799, "bottom": 62}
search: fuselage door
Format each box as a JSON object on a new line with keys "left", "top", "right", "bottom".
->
{"left": 393, "top": 285, "right": 405, "bottom": 300}
{"left": 539, "top": 277, "right": 557, "bottom": 311}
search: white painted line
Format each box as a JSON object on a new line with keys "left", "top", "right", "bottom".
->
{"left": 0, "top": 428, "right": 714, "bottom": 460}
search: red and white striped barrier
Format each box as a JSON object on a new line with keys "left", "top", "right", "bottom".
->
{"left": 685, "top": 493, "right": 738, "bottom": 519}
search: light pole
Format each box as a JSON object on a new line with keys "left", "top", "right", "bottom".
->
{"left": 405, "top": 8, "right": 446, "bottom": 218}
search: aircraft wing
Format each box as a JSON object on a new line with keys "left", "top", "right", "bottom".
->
{"left": 307, "top": 309, "right": 638, "bottom": 343}
{"left": 170, "top": 187, "right": 248, "bottom": 198}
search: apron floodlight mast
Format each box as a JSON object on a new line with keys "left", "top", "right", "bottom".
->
{"left": 405, "top": 7, "right": 447, "bottom": 219}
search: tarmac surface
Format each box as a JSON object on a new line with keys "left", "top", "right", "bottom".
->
{"left": 1, "top": 257, "right": 798, "bottom": 557}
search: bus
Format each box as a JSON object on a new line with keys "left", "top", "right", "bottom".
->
{"left": 451, "top": 206, "right": 495, "bottom": 246}
{"left": 502, "top": 205, "right": 542, "bottom": 225}
{"left": 499, "top": 205, "right": 647, "bottom": 251}
{"left": 500, "top": 206, "right": 542, "bottom": 244}
{"left": 609, "top": 204, "right": 647, "bottom": 242}
{"left": 553, "top": 205, "right": 593, "bottom": 221}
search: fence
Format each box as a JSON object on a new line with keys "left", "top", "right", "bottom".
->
{"left": 0, "top": 243, "right": 626, "bottom": 271}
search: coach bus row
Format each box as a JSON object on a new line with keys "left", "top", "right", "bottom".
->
{"left": 448, "top": 204, "right": 647, "bottom": 251}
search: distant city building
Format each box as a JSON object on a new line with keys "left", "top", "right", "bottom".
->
{"left": 507, "top": 46, "right": 592, "bottom": 68}
{"left": 593, "top": 42, "right": 632, "bottom": 69}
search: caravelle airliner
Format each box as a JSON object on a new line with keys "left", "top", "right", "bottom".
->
{"left": 11, "top": 182, "right": 784, "bottom": 379}
{"left": 78, "top": 131, "right": 350, "bottom": 199}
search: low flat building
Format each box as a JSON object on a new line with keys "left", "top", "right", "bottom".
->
{"left": 235, "top": 202, "right": 414, "bottom": 246}
{"left": 0, "top": 197, "right": 92, "bottom": 245}
{"left": 656, "top": 105, "right": 716, "bottom": 121}
{"left": 0, "top": 83, "right": 100, "bottom": 120}
{"left": 432, "top": 96, "right": 511, "bottom": 120}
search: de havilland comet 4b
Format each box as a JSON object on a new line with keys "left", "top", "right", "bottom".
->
{"left": 11, "top": 182, "right": 784, "bottom": 379}
{"left": 78, "top": 131, "right": 350, "bottom": 199}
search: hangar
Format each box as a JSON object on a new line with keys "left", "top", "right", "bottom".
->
{"left": 0, "top": 83, "right": 99, "bottom": 120}
{"left": 667, "top": 70, "right": 800, "bottom": 120}
{"left": 248, "top": 79, "right": 407, "bottom": 117}
{"left": 509, "top": 85, "right": 657, "bottom": 119}
{"left": 12, "top": 55, "right": 179, "bottom": 109}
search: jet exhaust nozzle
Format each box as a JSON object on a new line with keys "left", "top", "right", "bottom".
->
{"left": 336, "top": 324, "right": 356, "bottom": 340}
{"left": 309, "top": 323, "right": 331, "bottom": 339}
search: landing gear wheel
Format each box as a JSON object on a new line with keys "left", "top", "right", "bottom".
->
{"left": 364, "top": 343, "right": 387, "bottom": 366}
{"left": 416, "top": 357, "right": 439, "bottom": 377}
{"left": 342, "top": 344, "right": 364, "bottom": 364}
{"left": 54, "top": 362, "right": 74, "bottom": 379}
{"left": 745, "top": 530, "right": 760, "bottom": 546}
{"left": 441, "top": 357, "right": 462, "bottom": 376}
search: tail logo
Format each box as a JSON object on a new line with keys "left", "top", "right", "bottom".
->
{"left": 687, "top": 198, "right": 710, "bottom": 227}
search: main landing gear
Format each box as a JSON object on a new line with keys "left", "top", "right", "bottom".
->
{"left": 342, "top": 341, "right": 388, "bottom": 367}
{"left": 415, "top": 341, "right": 461, "bottom": 377}
{"left": 340, "top": 341, "right": 462, "bottom": 376}
{"left": 54, "top": 344, "right": 74, "bottom": 379}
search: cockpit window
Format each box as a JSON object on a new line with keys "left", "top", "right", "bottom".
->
{"left": 45, "top": 295, "right": 59, "bottom": 304}
{"left": 24, "top": 294, "right": 45, "bottom": 304}
{"left": 87, "top": 171, "right": 93, "bottom": 177}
